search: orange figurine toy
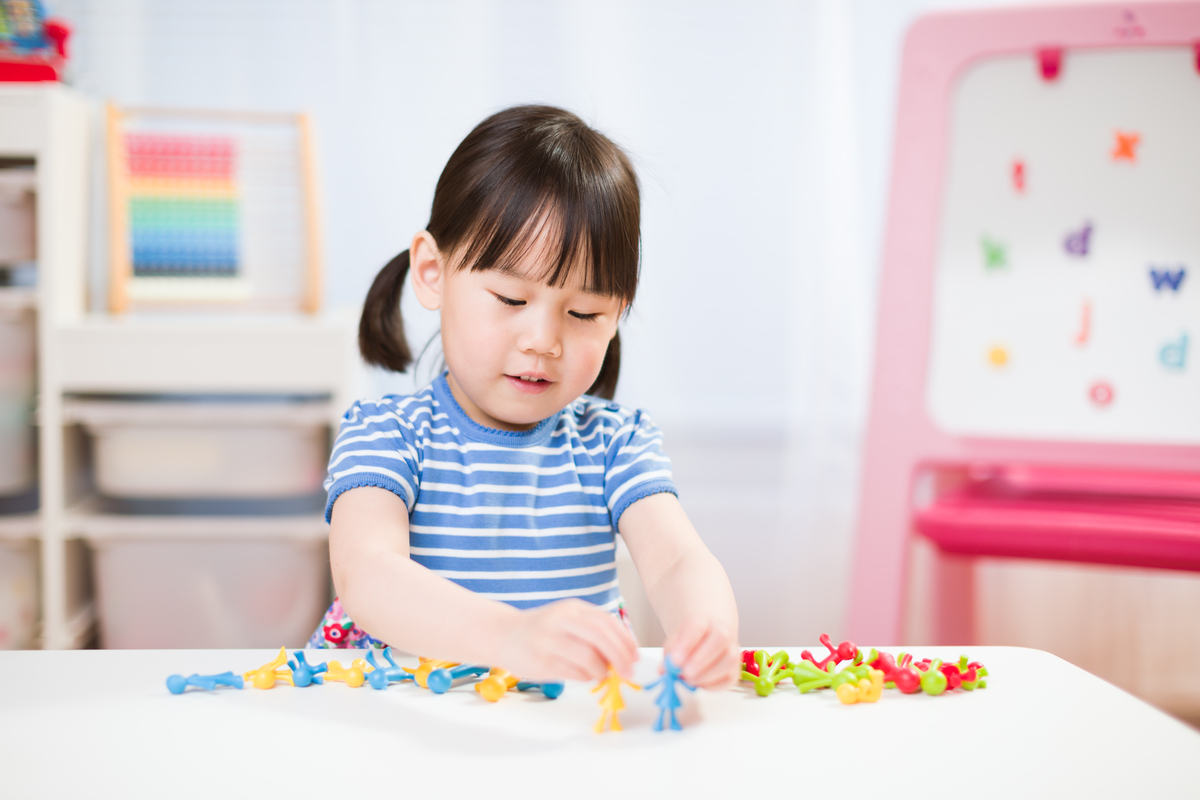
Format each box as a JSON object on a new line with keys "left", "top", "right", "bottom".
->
{"left": 591, "top": 666, "right": 640, "bottom": 733}
{"left": 475, "top": 668, "right": 519, "bottom": 702}
{"left": 244, "top": 647, "right": 295, "bottom": 689}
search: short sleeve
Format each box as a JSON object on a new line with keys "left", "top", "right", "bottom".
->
{"left": 323, "top": 398, "right": 422, "bottom": 523}
{"left": 603, "top": 408, "right": 678, "bottom": 529}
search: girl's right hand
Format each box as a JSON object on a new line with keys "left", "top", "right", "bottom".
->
{"left": 495, "top": 599, "right": 637, "bottom": 683}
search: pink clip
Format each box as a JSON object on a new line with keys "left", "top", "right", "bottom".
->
{"left": 1038, "top": 48, "right": 1063, "bottom": 81}
{"left": 1194, "top": 42, "right": 1200, "bottom": 75}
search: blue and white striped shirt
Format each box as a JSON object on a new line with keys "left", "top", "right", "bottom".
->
{"left": 323, "top": 375, "right": 677, "bottom": 611}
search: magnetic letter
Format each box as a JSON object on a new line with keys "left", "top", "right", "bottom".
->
{"left": 1112, "top": 131, "right": 1140, "bottom": 162}
{"left": 1064, "top": 222, "right": 1092, "bottom": 257}
{"left": 1149, "top": 267, "right": 1186, "bottom": 293}
{"left": 1160, "top": 333, "right": 1189, "bottom": 370}
{"left": 982, "top": 237, "right": 1007, "bottom": 270}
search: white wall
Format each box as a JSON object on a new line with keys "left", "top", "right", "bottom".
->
{"left": 50, "top": 0, "right": 1046, "bottom": 646}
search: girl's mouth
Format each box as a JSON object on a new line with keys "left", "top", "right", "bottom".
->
{"left": 505, "top": 374, "right": 554, "bottom": 394}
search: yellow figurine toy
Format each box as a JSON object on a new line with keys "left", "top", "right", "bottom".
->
{"left": 591, "top": 666, "right": 640, "bottom": 732}
{"left": 835, "top": 667, "right": 885, "bottom": 704}
{"left": 324, "top": 658, "right": 371, "bottom": 688}
{"left": 475, "top": 667, "right": 519, "bottom": 702}
{"left": 244, "top": 647, "right": 295, "bottom": 689}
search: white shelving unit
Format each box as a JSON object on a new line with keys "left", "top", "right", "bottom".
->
{"left": 0, "top": 85, "right": 358, "bottom": 649}
{"left": 0, "top": 513, "right": 38, "bottom": 541}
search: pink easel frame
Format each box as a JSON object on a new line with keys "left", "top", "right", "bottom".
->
{"left": 847, "top": 2, "right": 1200, "bottom": 646}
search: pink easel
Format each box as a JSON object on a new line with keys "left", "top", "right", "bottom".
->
{"left": 848, "top": 2, "right": 1200, "bottom": 646}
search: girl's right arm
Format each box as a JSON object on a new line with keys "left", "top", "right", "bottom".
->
{"left": 328, "top": 486, "right": 637, "bottom": 682}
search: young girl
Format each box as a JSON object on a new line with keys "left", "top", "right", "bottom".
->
{"left": 310, "top": 105, "right": 739, "bottom": 690}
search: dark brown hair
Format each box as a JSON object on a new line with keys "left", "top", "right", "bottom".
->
{"left": 359, "top": 105, "right": 640, "bottom": 399}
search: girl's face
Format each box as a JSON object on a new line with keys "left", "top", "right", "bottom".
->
{"left": 410, "top": 229, "right": 624, "bottom": 431}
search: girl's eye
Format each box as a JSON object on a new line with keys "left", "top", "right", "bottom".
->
{"left": 493, "top": 293, "right": 525, "bottom": 307}
{"left": 569, "top": 311, "right": 601, "bottom": 322}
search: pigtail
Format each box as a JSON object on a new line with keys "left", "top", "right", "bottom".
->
{"left": 358, "top": 250, "right": 413, "bottom": 372}
{"left": 586, "top": 331, "right": 621, "bottom": 400}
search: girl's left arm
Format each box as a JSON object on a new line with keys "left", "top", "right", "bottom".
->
{"left": 618, "top": 492, "right": 740, "bottom": 689}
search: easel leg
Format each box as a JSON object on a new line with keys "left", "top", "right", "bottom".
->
{"left": 932, "top": 549, "right": 977, "bottom": 646}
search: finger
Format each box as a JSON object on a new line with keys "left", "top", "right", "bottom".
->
{"left": 566, "top": 614, "right": 633, "bottom": 679}
{"left": 553, "top": 636, "right": 609, "bottom": 682}
{"left": 541, "top": 656, "right": 592, "bottom": 683}
{"left": 664, "top": 617, "right": 708, "bottom": 671}
{"left": 596, "top": 612, "right": 638, "bottom": 673}
{"left": 528, "top": 600, "right": 619, "bottom": 680}
{"left": 565, "top": 605, "right": 635, "bottom": 668}
{"left": 679, "top": 626, "right": 735, "bottom": 684}
{"left": 524, "top": 656, "right": 591, "bottom": 684}
{"left": 693, "top": 662, "right": 739, "bottom": 691}
{"left": 687, "top": 640, "right": 740, "bottom": 689}
{"left": 609, "top": 611, "right": 639, "bottom": 654}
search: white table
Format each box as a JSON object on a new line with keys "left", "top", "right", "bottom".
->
{"left": 1, "top": 646, "right": 1197, "bottom": 798}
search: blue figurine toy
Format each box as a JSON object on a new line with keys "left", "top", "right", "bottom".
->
{"left": 427, "top": 664, "right": 490, "bottom": 694}
{"left": 516, "top": 680, "right": 565, "bottom": 699}
{"left": 364, "top": 647, "right": 417, "bottom": 690}
{"left": 643, "top": 656, "right": 696, "bottom": 732}
{"left": 288, "top": 651, "right": 328, "bottom": 687}
{"left": 166, "top": 671, "right": 244, "bottom": 694}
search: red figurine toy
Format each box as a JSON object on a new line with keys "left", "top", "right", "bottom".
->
{"left": 799, "top": 634, "right": 859, "bottom": 670}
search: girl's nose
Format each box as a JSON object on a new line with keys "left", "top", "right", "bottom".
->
{"left": 517, "top": 309, "right": 562, "bottom": 358}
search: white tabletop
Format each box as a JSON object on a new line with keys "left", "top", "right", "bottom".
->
{"left": 1, "top": 646, "right": 1197, "bottom": 798}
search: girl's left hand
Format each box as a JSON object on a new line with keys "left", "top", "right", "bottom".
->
{"left": 664, "top": 614, "right": 739, "bottom": 690}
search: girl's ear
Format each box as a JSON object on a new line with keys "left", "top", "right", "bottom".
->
{"left": 409, "top": 230, "right": 445, "bottom": 311}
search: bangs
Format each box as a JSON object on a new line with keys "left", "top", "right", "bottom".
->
{"left": 428, "top": 106, "right": 640, "bottom": 303}
{"left": 457, "top": 198, "right": 635, "bottom": 300}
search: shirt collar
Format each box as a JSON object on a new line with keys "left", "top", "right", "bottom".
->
{"left": 432, "top": 374, "right": 559, "bottom": 447}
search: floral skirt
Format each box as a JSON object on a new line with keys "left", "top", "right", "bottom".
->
{"left": 305, "top": 597, "right": 388, "bottom": 649}
{"left": 306, "top": 597, "right": 631, "bottom": 649}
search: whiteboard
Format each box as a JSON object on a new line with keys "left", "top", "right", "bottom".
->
{"left": 926, "top": 46, "right": 1200, "bottom": 444}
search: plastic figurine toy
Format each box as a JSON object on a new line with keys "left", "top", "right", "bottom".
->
{"left": 870, "top": 650, "right": 989, "bottom": 696}
{"left": 364, "top": 648, "right": 416, "bottom": 690}
{"left": 166, "top": 671, "right": 243, "bottom": 694}
{"left": 741, "top": 648, "right": 787, "bottom": 678}
{"left": 917, "top": 659, "right": 948, "bottom": 695}
{"left": 908, "top": 655, "right": 989, "bottom": 695}
{"left": 643, "top": 656, "right": 696, "bottom": 731}
{"left": 516, "top": 680, "right": 565, "bottom": 699}
{"left": 324, "top": 658, "right": 369, "bottom": 688}
{"left": 591, "top": 666, "right": 640, "bottom": 733}
{"left": 933, "top": 655, "right": 988, "bottom": 691}
{"left": 867, "top": 649, "right": 920, "bottom": 694}
{"left": 954, "top": 656, "right": 989, "bottom": 690}
{"left": 835, "top": 667, "right": 884, "bottom": 704}
{"left": 789, "top": 660, "right": 835, "bottom": 693}
{"left": 790, "top": 660, "right": 880, "bottom": 700}
{"left": 473, "top": 667, "right": 519, "bottom": 701}
{"left": 799, "top": 634, "right": 859, "bottom": 671}
{"left": 287, "top": 651, "right": 328, "bottom": 687}
{"left": 244, "top": 647, "right": 294, "bottom": 689}
{"left": 863, "top": 647, "right": 894, "bottom": 675}
{"left": 428, "top": 664, "right": 489, "bottom": 695}
{"left": 741, "top": 649, "right": 793, "bottom": 696}
{"left": 404, "top": 657, "right": 459, "bottom": 689}
{"left": 787, "top": 637, "right": 989, "bottom": 700}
